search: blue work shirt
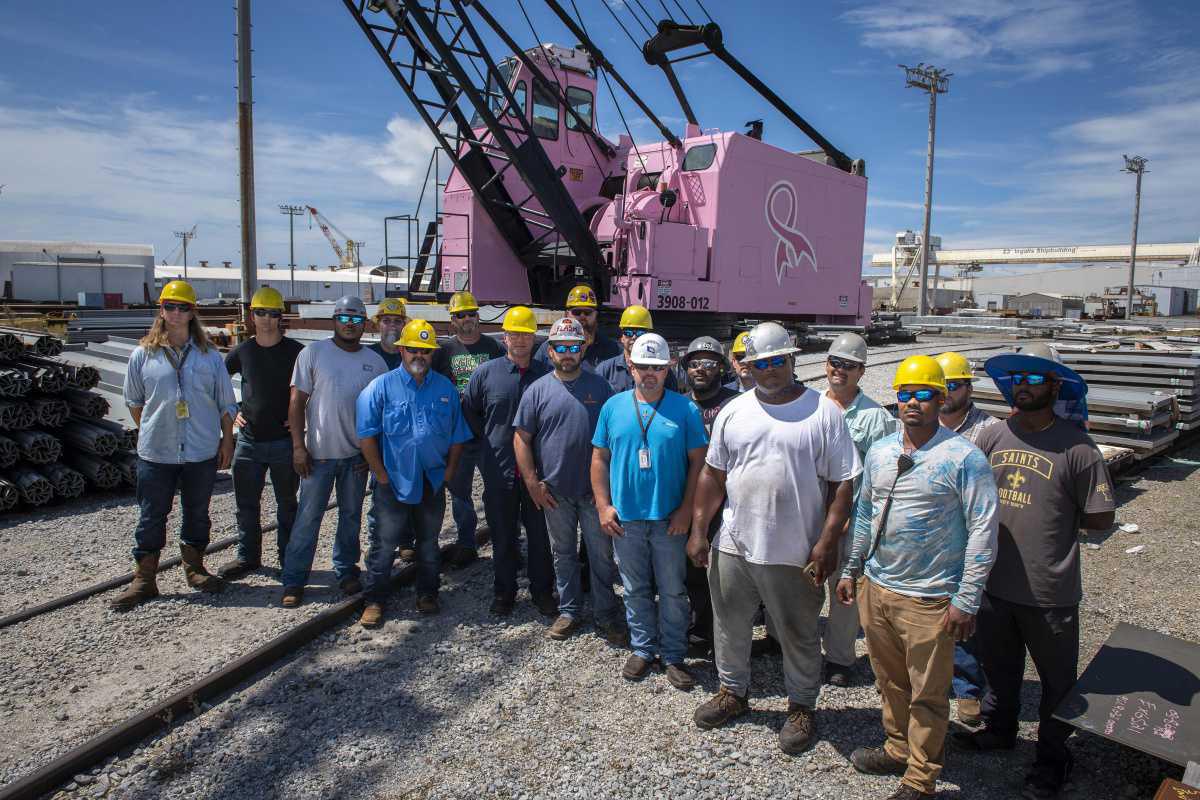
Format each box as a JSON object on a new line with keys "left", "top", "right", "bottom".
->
{"left": 514, "top": 369, "right": 613, "bottom": 499}
{"left": 595, "top": 353, "right": 679, "bottom": 394}
{"left": 534, "top": 332, "right": 622, "bottom": 369}
{"left": 462, "top": 356, "right": 552, "bottom": 487}
{"left": 356, "top": 367, "right": 472, "bottom": 504}
{"left": 124, "top": 341, "right": 238, "bottom": 465}
{"left": 592, "top": 389, "right": 708, "bottom": 522}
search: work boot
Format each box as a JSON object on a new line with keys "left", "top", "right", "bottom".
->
{"left": 281, "top": 587, "right": 304, "bottom": 608}
{"left": 886, "top": 785, "right": 934, "bottom": 800}
{"left": 490, "top": 593, "right": 515, "bottom": 616}
{"left": 850, "top": 747, "right": 907, "bottom": 776}
{"left": 216, "top": 558, "right": 260, "bottom": 581}
{"left": 180, "top": 544, "right": 225, "bottom": 593}
{"left": 532, "top": 592, "right": 559, "bottom": 617}
{"left": 546, "top": 615, "right": 581, "bottom": 640}
{"left": 416, "top": 594, "right": 440, "bottom": 615}
{"left": 597, "top": 619, "right": 629, "bottom": 648}
{"left": 779, "top": 702, "right": 817, "bottom": 754}
{"left": 339, "top": 575, "right": 363, "bottom": 595}
{"left": 956, "top": 697, "right": 983, "bottom": 727}
{"left": 449, "top": 546, "right": 478, "bottom": 569}
{"left": 664, "top": 663, "right": 696, "bottom": 691}
{"left": 621, "top": 654, "right": 655, "bottom": 681}
{"left": 398, "top": 547, "right": 416, "bottom": 563}
{"left": 824, "top": 661, "right": 853, "bottom": 688}
{"left": 110, "top": 554, "right": 161, "bottom": 611}
{"left": 693, "top": 686, "right": 750, "bottom": 730}
{"left": 359, "top": 602, "right": 384, "bottom": 628}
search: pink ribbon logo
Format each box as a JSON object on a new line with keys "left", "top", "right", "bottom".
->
{"left": 765, "top": 180, "right": 817, "bottom": 285}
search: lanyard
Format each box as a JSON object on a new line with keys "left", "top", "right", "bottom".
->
{"left": 632, "top": 391, "right": 665, "bottom": 446}
{"left": 162, "top": 341, "right": 192, "bottom": 397}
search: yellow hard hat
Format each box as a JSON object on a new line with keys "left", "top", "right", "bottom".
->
{"left": 447, "top": 290, "right": 479, "bottom": 314}
{"left": 399, "top": 319, "right": 439, "bottom": 349}
{"left": 730, "top": 331, "right": 751, "bottom": 356}
{"left": 935, "top": 351, "right": 974, "bottom": 382}
{"left": 565, "top": 284, "right": 598, "bottom": 309}
{"left": 892, "top": 355, "right": 947, "bottom": 393}
{"left": 375, "top": 297, "right": 407, "bottom": 319}
{"left": 159, "top": 280, "right": 197, "bottom": 305}
{"left": 502, "top": 305, "right": 537, "bottom": 334}
{"left": 619, "top": 304, "right": 652, "bottom": 330}
{"left": 250, "top": 286, "right": 284, "bottom": 311}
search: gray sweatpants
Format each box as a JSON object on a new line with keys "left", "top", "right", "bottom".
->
{"left": 709, "top": 548, "right": 826, "bottom": 707}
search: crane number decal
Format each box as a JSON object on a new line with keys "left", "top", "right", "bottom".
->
{"left": 765, "top": 180, "right": 818, "bottom": 285}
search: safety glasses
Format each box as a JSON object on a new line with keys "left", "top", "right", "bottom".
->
{"left": 552, "top": 343, "right": 582, "bottom": 354}
{"left": 827, "top": 356, "right": 861, "bottom": 371}
{"left": 751, "top": 355, "right": 787, "bottom": 370}
{"left": 377, "top": 315, "right": 406, "bottom": 325}
{"left": 569, "top": 307, "right": 596, "bottom": 318}
{"left": 621, "top": 328, "right": 647, "bottom": 339}
{"left": 687, "top": 358, "right": 720, "bottom": 371}
{"left": 403, "top": 346, "right": 431, "bottom": 355}
{"left": 945, "top": 380, "right": 970, "bottom": 392}
{"left": 252, "top": 309, "right": 282, "bottom": 319}
{"left": 452, "top": 311, "right": 478, "bottom": 320}
{"left": 161, "top": 302, "right": 193, "bottom": 314}
{"left": 634, "top": 364, "right": 667, "bottom": 372}
{"left": 896, "top": 389, "right": 937, "bottom": 403}
{"left": 1010, "top": 373, "right": 1048, "bottom": 386}
{"left": 334, "top": 314, "right": 366, "bottom": 325}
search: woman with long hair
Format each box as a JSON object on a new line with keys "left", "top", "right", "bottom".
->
{"left": 113, "top": 280, "right": 237, "bottom": 610}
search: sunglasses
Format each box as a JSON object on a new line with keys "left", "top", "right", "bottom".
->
{"left": 687, "top": 358, "right": 721, "bottom": 370}
{"left": 551, "top": 343, "right": 582, "bottom": 354}
{"left": 252, "top": 309, "right": 282, "bottom": 319}
{"left": 634, "top": 364, "right": 667, "bottom": 372}
{"left": 452, "top": 311, "right": 478, "bottom": 320}
{"left": 403, "top": 346, "right": 431, "bottom": 355}
{"left": 827, "top": 356, "right": 861, "bottom": 371}
{"left": 162, "top": 302, "right": 193, "bottom": 313}
{"left": 946, "top": 380, "right": 971, "bottom": 392}
{"left": 378, "top": 315, "right": 406, "bottom": 325}
{"left": 751, "top": 355, "right": 787, "bottom": 370}
{"left": 896, "top": 389, "right": 938, "bottom": 403}
{"left": 334, "top": 314, "right": 366, "bottom": 325}
{"left": 621, "top": 328, "right": 647, "bottom": 339}
{"left": 731, "top": 353, "right": 745, "bottom": 362}
{"left": 1011, "top": 373, "right": 1048, "bottom": 386}
{"left": 569, "top": 308, "right": 596, "bottom": 318}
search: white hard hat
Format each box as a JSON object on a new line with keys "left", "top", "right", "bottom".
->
{"left": 630, "top": 332, "right": 671, "bottom": 366}
{"left": 828, "top": 332, "right": 868, "bottom": 364}
{"left": 742, "top": 322, "right": 799, "bottom": 360}
{"left": 547, "top": 317, "right": 585, "bottom": 342}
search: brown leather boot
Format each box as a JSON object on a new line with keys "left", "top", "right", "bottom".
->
{"left": 110, "top": 554, "right": 161, "bottom": 611}
{"left": 180, "top": 544, "right": 226, "bottom": 593}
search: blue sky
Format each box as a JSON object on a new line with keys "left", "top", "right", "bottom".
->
{"left": 0, "top": 0, "right": 1196, "bottom": 277}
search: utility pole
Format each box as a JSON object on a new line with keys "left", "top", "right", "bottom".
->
{"left": 279, "top": 204, "right": 304, "bottom": 299}
{"left": 1122, "top": 155, "right": 1148, "bottom": 321}
{"left": 900, "top": 63, "right": 951, "bottom": 316}
{"left": 235, "top": 0, "right": 258, "bottom": 325}
{"left": 173, "top": 230, "right": 195, "bottom": 280}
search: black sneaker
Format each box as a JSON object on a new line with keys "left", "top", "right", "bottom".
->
{"left": 1022, "top": 754, "right": 1073, "bottom": 799}
{"left": 448, "top": 546, "right": 478, "bottom": 569}
{"left": 951, "top": 726, "right": 1017, "bottom": 752}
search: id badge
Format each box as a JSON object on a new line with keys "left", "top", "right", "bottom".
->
{"left": 175, "top": 400, "right": 190, "bottom": 420}
{"left": 638, "top": 447, "right": 651, "bottom": 470}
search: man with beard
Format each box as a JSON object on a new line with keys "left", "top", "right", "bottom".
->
{"left": 837, "top": 355, "right": 998, "bottom": 800}
{"left": 596, "top": 304, "right": 678, "bottom": 394}
{"left": 514, "top": 317, "right": 625, "bottom": 644}
{"left": 689, "top": 322, "right": 859, "bottom": 754}
{"left": 534, "top": 284, "right": 621, "bottom": 369}
{"left": 821, "top": 332, "right": 898, "bottom": 687}
{"left": 680, "top": 336, "right": 738, "bottom": 657}
{"left": 356, "top": 319, "right": 471, "bottom": 622}
{"left": 281, "top": 296, "right": 387, "bottom": 608}
{"left": 369, "top": 297, "right": 407, "bottom": 370}
{"left": 432, "top": 290, "right": 504, "bottom": 568}
{"left": 463, "top": 306, "right": 556, "bottom": 617}
{"left": 723, "top": 332, "right": 756, "bottom": 393}
{"left": 955, "top": 344, "right": 1114, "bottom": 800}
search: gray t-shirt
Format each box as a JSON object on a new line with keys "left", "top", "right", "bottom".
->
{"left": 291, "top": 339, "right": 388, "bottom": 460}
{"left": 513, "top": 370, "right": 613, "bottom": 499}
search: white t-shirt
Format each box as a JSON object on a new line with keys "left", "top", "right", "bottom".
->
{"left": 291, "top": 338, "right": 388, "bottom": 460}
{"left": 707, "top": 388, "right": 862, "bottom": 567}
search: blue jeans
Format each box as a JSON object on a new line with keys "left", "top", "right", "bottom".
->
{"left": 483, "top": 474, "right": 554, "bottom": 599}
{"left": 445, "top": 438, "right": 488, "bottom": 549}
{"left": 365, "top": 481, "right": 445, "bottom": 601}
{"left": 367, "top": 476, "right": 414, "bottom": 558}
{"left": 281, "top": 454, "right": 368, "bottom": 589}
{"left": 132, "top": 458, "right": 218, "bottom": 560}
{"left": 952, "top": 637, "right": 987, "bottom": 700}
{"left": 231, "top": 435, "right": 299, "bottom": 567}
{"left": 612, "top": 519, "right": 689, "bottom": 665}
{"left": 543, "top": 490, "right": 621, "bottom": 624}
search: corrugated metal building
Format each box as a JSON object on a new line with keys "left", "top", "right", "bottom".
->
{"left": 0, "top": 241, "right": 155, "bottom": 303}
{"left": 1005, "top": 292, "right": 1085, "bottom": 318}
{"left": 154, "top": 264, "right": 409, "bottom": 302}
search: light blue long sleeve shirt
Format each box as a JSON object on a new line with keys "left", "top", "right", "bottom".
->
{"left": 843, "top": 426, "right": 999, "bottom": 614}
{"left": 123, "top": 342, "right": 238, "bottom": 464}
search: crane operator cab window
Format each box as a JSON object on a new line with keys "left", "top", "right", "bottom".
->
{"left": 477, "top": 61, "right": 526, "bottom": 124}
{"left": 532, "top": 79, "right": 559, "bottom": 140}
{"left": 565, "top": 86, "right": 593, "bottom": 132}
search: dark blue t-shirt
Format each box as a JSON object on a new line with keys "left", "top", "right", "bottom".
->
{"left": 461, "top": 356, "right": 551, "bottom": 487}
{"left": 514, "top": 370, "right": 614, "bottom": 499}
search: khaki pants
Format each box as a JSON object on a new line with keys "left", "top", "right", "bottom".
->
{"left": 858, "top": 577, "right": 955, "bottom": 794}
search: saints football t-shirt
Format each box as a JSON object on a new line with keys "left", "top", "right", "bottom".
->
{"left": 432, "top": 335, "right": 504, "bottom": 395}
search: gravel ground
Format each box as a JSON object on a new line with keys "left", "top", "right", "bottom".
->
{"left": 3, "top": 443, "right": 1197, "bottom": 799}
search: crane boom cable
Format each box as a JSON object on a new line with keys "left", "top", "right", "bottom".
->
{"left": 623, "top": 0, "right": 654, "bottom": 36}
{"left": 629, "top": 0, "right": 659, "bottom": 32}
{"left": 693, "top": 0, "right": 714, "bottom": 24}
{"left": 667, "top": 0, "right": 694, "bottom": 24}
{"left": 599, "top": 0, "right": 644, "bottom": 50}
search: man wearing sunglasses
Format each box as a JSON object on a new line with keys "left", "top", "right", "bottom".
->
{"left": 956, "top": 345, "right": 1114, "bottom": 800}
{"left": 514, "top": 317, "right": 625, "bottom": 644}
{"left": 280, "top": 296, "right": 387, "bottom": 608}
{"left": 592, "top": 332, "right": 708, "bottom": 689}
{"left": 689, "top": 322, "right": 859, "bottom": 756}
{"left": 218, "top": 287, "right": 305, "bottom": 580}
{"left": 533, "top": 284, "right": 621, "bottom": 368}
{"left": 821, "top": 332, "right": 898, "bottom": 688}
{"left": 462, "top": 306, "right": 556, "bottom": 618}
{"left": 432, "top": 290, "right": 505, "bottom": 569}
{"left": 596, "top": 304, "right": 678, "bottom": 394}
{"left": 838, "top": 355, "right": 998, "bottom": 800}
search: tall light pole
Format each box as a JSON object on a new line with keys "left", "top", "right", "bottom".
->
{"left": 900, "top": 63, "right": 951, "bottom": 315}
{"left": 235, "top": 0, "right": 258, "bottom": 325}
{"left": 173, "top": 229, "right": 195, "bottom": 281}
{"left": 1121, "top": 155, "right": 1148, "bottom": 321}
{"left": 279, "top": 204, "right": 304, "bottom": 299}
